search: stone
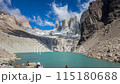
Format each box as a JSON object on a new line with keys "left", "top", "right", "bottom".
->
{"left": 15, "top": 58, "right": 21, "bottom": 60}
{"left": 24, "top": 63, "right": 37, "bottom": 68}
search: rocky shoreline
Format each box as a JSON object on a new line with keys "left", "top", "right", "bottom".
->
{"left": 0, "top": 49, "right": 20, "bottom": 68}
{"left": 75, "top": 19, "right": 120, "bottom": 63}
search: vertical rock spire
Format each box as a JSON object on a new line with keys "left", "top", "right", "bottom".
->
{"left": 55, "top": 20, "right": 59, "bottom": 29}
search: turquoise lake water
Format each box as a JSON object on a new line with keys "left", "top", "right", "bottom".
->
{"left": 15, "top": 52, "right": 120, "bottom": 68}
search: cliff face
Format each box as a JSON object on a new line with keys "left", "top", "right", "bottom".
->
{"left": 55, "top": 20, "right": 59, "bottom": 29}
{"left": 76, "top": 0, "right": 120, "bottom": 62}
{"left": 80, "top": 0, "right": 106, "bottom": 42}
{"left": 80, "top": 10, "right": 89, "bottom": 24}
{"left": 62, "top": 18, "right": 69, "bottom": 29}
{"left": 107, "top": 0, "right": 120, "bottom": 23}
{"left": 80, "top": 0, "right": 120, "bottom": 42}
{"left": 54, "top": 16, "right": 80, "bottom": 35}
{"left": 0, "top": 12, "right": 31, "bottom": 29}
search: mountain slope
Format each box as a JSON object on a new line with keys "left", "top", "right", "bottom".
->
{"left": 76, "top": 0, "right": 120, "bottom": 62}
{"left": 0, "top": 13, "right": 51, "bottom": 67}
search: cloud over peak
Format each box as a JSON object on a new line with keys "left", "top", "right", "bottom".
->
{"left": 0, "top": 0, "right": 96, "bottom": 29}
{"left": 77, "top": 0, "right": 96, "bottom": 11}
{"left": 52, "top": 2, "right": 70, "bottom": 21}
{"left": 0, "top": 0, "right": 26, "bottom": 20}
{"left": 47, "top": 0, "right": 96, "bottom": 22}
{"left": 0, "top": 0, "right": 55, "bottom": 27}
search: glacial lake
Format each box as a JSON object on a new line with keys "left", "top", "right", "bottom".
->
{"left": 15, "top": 52, "right": 120, "bottom": 68}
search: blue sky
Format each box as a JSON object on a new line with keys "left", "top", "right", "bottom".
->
{"left": 0, "top": 0, "right": 95, "bottom": 30}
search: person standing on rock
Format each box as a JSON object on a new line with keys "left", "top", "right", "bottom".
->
{"left": 65, "top": 65, "right": 68, "bottom": 68}
{"left": 17, "top": 64, "right": 19, "bottom": 68}
{"left": 36, "top": 62, "right": 43, "bottom": 68}
{"left": 26, "top": 61, "right": 29, "bottom": 66}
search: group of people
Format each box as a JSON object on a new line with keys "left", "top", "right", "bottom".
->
{"left": 1, "top": 62, "right": 12, "bottom": 66}
{"left": 16, "top": 61, "right": 68, "bottom": 68}
{"left": 16, "top": 61, "right": 43, "bottom": 68}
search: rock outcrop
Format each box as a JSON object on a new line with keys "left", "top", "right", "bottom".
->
{"left": 68, "top": 16, "right": 80, "bottom": 35}
{"left": 54, "top": 20, "right": 62, "bottom": 32}
{"left": 53, "top": 16, "right": 80, "bottom": 36}
{"left": 0, "top": 11, "right": 31, "bottom": 29}
{"left": 76, "top": 0, "right": 120, "bottom": 63}
{"left": 107, "top": 0, "right": 120, "bottom": 23}
{"left": 21, "top": 20, "right": 32, "bottom": 28}
{"left": 80, "top": 0, "right": 120, "bottom": 42}
{"left": 55, "top": 20, "right": 59, "bottom": 29}
{"left": 80, "top": 10, "right": 90, "bottom": 24}
{"left": 80, "top": 0, "right": 105, "bottom": 42}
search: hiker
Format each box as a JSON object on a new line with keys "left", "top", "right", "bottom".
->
{"left": 17, "top": 64, "right": 19, "bottom": 68}
{"left": 10, "top": 63, "right": 12, "bottom": 66}
{"left": 65, "top": 65, "right": 68, "bottom": 68}
{"left": 26, "top": 61, "right": 29, "bottom": 66}
{"left": 36, "top": 62, "right": 43, "bottom": 68}
{"left": 1, "top": 62, "right": 4, "bottom": 65}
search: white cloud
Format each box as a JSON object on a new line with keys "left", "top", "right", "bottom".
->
{"left": 77, "top": 0, "right": 96, "bottom": 12}
{"left": 50, "top": 2, "right": 83, "bottom": 21}
{"left": 52, "top": 2, "right": 70, "bottom": 21}
{"left": 48, "top": 0, "right": 96, "bottom": 22}
{"left": 44, "top": 21, "right": 55, "bottom": 26}
{"left": 0, "top": 0, "right": 96, "bottom": 28}
{"left": 0, "top": 0, "right": 54, "bottom": 27}
{"left": 28, "top": 16, "right": 55, "bottom": 27}
{"left": 0, "top": 0, "right": 26, "bottom": 20}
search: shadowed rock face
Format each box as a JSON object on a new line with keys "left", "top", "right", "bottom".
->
{"left": 62, "top": 18, "right": 68, "bottom": 29}
{"left": 80, "top": 0, "right": 104, "bottom": 41}
{"left": 108, "top": 0, "right": 120, "bottom": 23}
{"left": 80, "top": 10, "right": 90, "bottom": 24}
{"left": 76, "top": 0, "right": 120, "bottom": 63}
{"left": 80, "top": 0, "right": 120, "bottom": 42}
